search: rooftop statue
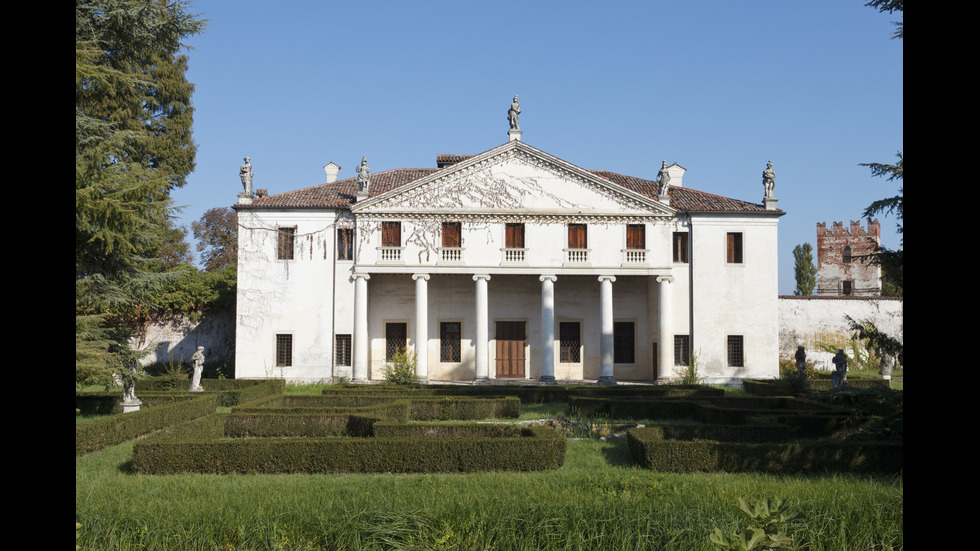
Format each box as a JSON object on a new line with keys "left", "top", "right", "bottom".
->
{"left": 508, "top": 95, "right": 521, "bottom": 130}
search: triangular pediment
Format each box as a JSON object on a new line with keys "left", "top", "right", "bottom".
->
{"left": 351, "top": 141, "right": 674, "bottom": 220}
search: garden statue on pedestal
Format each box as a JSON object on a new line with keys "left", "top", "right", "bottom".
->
{"left": 121, "top": 361, "right": 142, "bottom": 413}
{"left": 831, "top": 348, "right": 848, "bottom": 389}
{"left": 794, "top": 345, "right": 807, "bottom": 388}
{"left": 190, "top": 346, "right": 205, "bottom": 392}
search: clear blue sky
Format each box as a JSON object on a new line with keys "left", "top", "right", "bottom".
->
{"left": 172, "top": 0, "right": 903, "bottom": 295}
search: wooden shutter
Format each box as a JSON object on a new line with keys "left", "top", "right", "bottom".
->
{"left": 442, "top": 222, "right": 461, "bottom": 248}
{"left": 727, "top": 232, "right": 743, "bottom": 263}
{"left": 626, "top": 224, "right": 645, "bottom": 249}
{"left": 568, "top": 224, "right": 587, "bottom": 249}
{"left": 505, "top": 223, "right": 525, "bottom": 249}
{"left": 382, "top": 222, "right": 401, "bottom": 247}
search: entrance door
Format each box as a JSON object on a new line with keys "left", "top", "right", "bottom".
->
{"left": 495, "top": 321, "right": 526, "bottom": 378}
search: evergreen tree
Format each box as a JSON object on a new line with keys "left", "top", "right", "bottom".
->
{"left": 76, "top": 0, "right": 205, "bottom": 387}
{"left": 792, "top": 243, "right": 817, "bottom": 295}
{"left": 861, "top": 153, "right": 903, "bottom": 296}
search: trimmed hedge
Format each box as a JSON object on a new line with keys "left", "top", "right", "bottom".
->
{"left": 131, "top": 416, "right": 565, "bottom": 474}
{"left": 75, "top": 380, "right": 285, "bottom": 455}
{"left": 743, "top": 377, "right": 890, "bottom": 396}
{"left": 76, "top": 394, "right": 217, "bottom": 456}
{"left": 628, "top": 426, "right": 902, "bottom": 474}
{"left": 294, "top": 394, "right": 521, "bottom": 421}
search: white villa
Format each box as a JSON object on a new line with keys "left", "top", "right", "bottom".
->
{"left": 233, "top": 119, "right": 784, "bottom": 385}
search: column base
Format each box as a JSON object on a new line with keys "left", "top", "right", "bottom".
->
{"left": 473, "top": 377, "right": 490, "bottom": 385}
{"left": 597, "top": 376, "right": 618, "bottom": 386}
{"left": 538, "top": 375, "right": 557, "bottom": 385}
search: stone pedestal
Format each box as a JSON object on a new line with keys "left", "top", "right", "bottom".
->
{"left": 238, "top": 191, "right": 253, "bottom": 205}
{"left": 764, "top": 196, "right": 778, "bottom": 211}
{"left": 122, "top": 399, "right": 142, "bottom": 413}
{"left": 508, "top": 129, "right": 523, "bottom": 142}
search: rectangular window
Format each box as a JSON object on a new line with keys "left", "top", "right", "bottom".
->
{"left": 277, "top": 227, "right": 296, "bottom": 260}
{"left": 505, "top": 223, "right": 525, "bottom": 249}
{"left": 440, "top": 322, "right": 461, "bottom": 363}
{"left": 337, "top": 228, "right": 354, "bottom": 260}
{"left": 613, "top": 321, "right": 635, "bottom": 364}
{"left": 385, "top": 322, "right": 407, "bottom": 361}
{"left": 727, "top": 232, "right": 743, "bottom": 264}
{"left": 275, "top": 334, "right": 292, "bottom": 366}
{"left": 559, "top": 322, "right": 581, "bottom": 363}
{"left": 568, "top": 224, "right": 588, "bottom": 249}
{"left": 842, "top": 280, "right": 853, "bottom": 295}
{"left": 673, "top": 335, "right": 691, "bottom": 366}
{"left": 381, "top": 221, "right": 401, "bottom": 247}
{"left": 442, "top": 222, "right": 461, "bottom": 248}
{"left": 727, "top": 335, "right": 744, "bottom": 367}
{"left": 626, "top": 224, "right": 646, "bottom": 249}
{"left": 673, "top": 232, "right": 689, "bottom": 263}
{"left": 335, "top": 334, "right": 352, "bottom": 366}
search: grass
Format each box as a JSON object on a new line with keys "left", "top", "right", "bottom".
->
{"left": 76, "top": 385, "right": 903, "bottom": 550}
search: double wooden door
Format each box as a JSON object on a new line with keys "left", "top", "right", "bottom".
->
{"left": 495, "top": 321, "right": 526, "bottom": 378}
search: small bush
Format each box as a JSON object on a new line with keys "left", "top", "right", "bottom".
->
{"left": 383, "top": 348, "right": 419, "bottom": 385}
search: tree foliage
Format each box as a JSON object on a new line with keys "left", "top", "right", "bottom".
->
{"left": 865, "top": 0, "right": 903, "bottom": 39}
{"left": 860, "top": 153, "right": 903, "bottom": 296}
{"left": 192, "top": 207, "right": 238, "bottom": 271}
{"left": 792, "top": 243, "right": 817, "bottom": 295}
{"left": 76, "top": 0, "right": 205, "bottom": 386}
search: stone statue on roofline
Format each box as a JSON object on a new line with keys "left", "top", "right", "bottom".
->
{"left": 508, "top": 95, "right": 521, "bottom": 130}
{"left": 355, "top": 156, "right": 371, "bottom": 194}
{"left": 240, "top": 156, "right": 253, "bottom": 196}
{"left": 763, "top": 160, "right": 776, "bottom": 198}
{"left": 657, "top": 160, "right": 671, "bottom": 196}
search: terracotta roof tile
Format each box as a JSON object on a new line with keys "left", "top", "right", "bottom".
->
{"left": 237, "top": 161, "right": 777, "bottom": 214}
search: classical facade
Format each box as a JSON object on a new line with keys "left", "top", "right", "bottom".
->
{"left": 233, "top": 121, "right": 784, "bottom": 385}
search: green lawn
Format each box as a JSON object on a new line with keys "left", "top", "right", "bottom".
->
{"left": 76, "top": 392, "right": 903, "bottom": 551}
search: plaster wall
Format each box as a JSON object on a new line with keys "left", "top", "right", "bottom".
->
{"left": 689, "top": 215, "right": 780, "bottom": 382}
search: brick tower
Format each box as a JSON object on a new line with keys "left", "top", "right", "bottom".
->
{"left": 815, "top": 220, "right": 882, "bottom": 296}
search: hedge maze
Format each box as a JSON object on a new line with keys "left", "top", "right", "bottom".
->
{"left": 78, "top": 380, "right": 901, "bottom": 476}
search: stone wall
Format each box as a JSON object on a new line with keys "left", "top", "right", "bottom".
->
{"left": 131, "top": 309, "right": 235, "bottom": 368}
{"left": 778, "top": 295, "right": 902, "bottom": 370}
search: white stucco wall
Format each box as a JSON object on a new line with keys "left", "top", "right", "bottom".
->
{"left": 778, "top": 296, "right": 903, "bottom": 370}
{"left": 688, "top": 215, "right": 781, "bottom": 382}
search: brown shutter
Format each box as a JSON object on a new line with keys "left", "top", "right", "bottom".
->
{"left": 505, "top": 223, "right": 525, "bottom": 249}
{"left": 382, "top": 222, "right": 401, "bottom": 247}
{"left": 442, "top": 222, "right": 461, "bottom": 248}
{"left": 568, "top": 224, "right": 587, "bottom": 249}
{"left": 626, "top": 224, "right": 645, "bottom": 249}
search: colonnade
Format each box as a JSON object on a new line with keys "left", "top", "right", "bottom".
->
{"left": 350, "top": 272, "right": 675, "bottom": 383}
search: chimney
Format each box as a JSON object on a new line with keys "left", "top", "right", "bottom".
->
{"left": 665, "top": 163, "right": 685, "bottom": 188}
{"left": 323, "top": 162, "right": 341, "bottom": 183}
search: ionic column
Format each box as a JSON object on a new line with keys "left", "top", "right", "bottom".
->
{"left": 413, "top": 274, "right": 430, "bottom": 381}
{"left": 657, "top": 275, "right": 674, "bottom": 382}
{"left": 473, "top": 274, "right": 491, "bottom": 382}
{"left": 539, "top": 275, "right": 557, "bottom": 385}
{"left": 598, "top": 275, "right": 617, "bottom": 385}
{"left": 352, "top": 273, "right": 370, "bottom": 382}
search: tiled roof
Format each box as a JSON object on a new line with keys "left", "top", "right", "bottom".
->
{"left": 237, "top": 159, "right": 776, "bottom": 214}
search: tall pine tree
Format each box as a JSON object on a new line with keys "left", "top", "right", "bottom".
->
{"left": 76, "top": 0, "right": 205, "bottom": 386}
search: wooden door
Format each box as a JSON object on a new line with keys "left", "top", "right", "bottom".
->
{"left": 495, "top": 321, "right": 526, "bottom": 378}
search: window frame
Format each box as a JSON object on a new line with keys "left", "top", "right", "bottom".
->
{"left": 727, "top": 335, "right": 745, "bottom": 367}
{"left": 381, "top": 221, "right": 401, "bottom": 248}
{"left": 613, "top": 321, "right": 635, "bottom": 364}
{"left": 275, "top": 333, "right": 293, "bottom": 366}
{"left": 726, "top": 232, "right": 743, "bottom": 264}
{"left": 673, "top": 334, "right": 691, "bottom": 366}
{"left": 442, "top": 222, "right": 462, "bottom": 249}
{"left": 567, "top": 223, "right": 588, "bottom": 250}
{"left": 385, "top": 322, "right": 408, "bottom": 361}
{"left": 337, "top": 227, "right": 354, "bottom": 261}
{"left": 558, "top": 321, "right": 582, "bottom": 364}
{"left": 626, "top": 224, "right": 646, "bottom": 250}
{"left": 277, "top": 226, "right": 296, "bottom": 260}
{"left": 505, "top": 222, "right": 525, "bottom": 249}
{"left": 672, "top": 232, "right": 689, "bottom": 263}
{"left": 439, "top": 321, "right": 462, "bottom": 363}
{"left": 335, "top": 334, "right": 352, "bottom": 366}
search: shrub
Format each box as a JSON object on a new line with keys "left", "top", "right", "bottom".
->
{"left": 383, "top": 347, "right": 419, "bottom": 385}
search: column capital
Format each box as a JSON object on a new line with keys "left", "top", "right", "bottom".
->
{"left": 539, "top": 274, "right": 557, "bottom": 283}
{"left": 598, "top": 275, "right": 617, "bottom": 283}
{"left": 473, "top": 274, "right": 491, "bottom": 282}
{"left": 412, "top": 273, "right": 430, "bottom": 281}
{"left": 656, "top": 275, "right": 675, "bottom": 284}
{"left": 352, "top": 273, "right": 371, "bottom": 281}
